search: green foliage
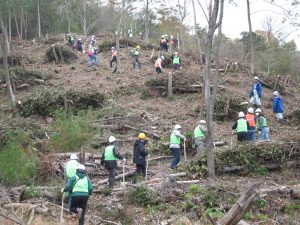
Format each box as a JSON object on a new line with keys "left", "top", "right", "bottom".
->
{"left": 205, "top": 208, "right": 224, "bottom": 219}
{"left": 0, "top": 130, "right": 38, "bottom": 186}
{"left": 23, "top": 186, "right": 42, "bottom": 199}
{"left": 284, "top": 202, "right": 300, "bottom": 215}
{"left": 255, "top": 199, "right": 267, "bottom": 208}
{"left": 50, "top": 110, "right": 96, "bottom": 152}
{"left": 126, "top": 184, "right": 157, "bottom": 207}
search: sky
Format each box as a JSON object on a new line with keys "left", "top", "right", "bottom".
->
{"left": 184, "top": 0, "right": 300, "bottom": 49}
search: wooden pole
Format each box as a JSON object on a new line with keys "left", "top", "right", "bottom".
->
{"left": 168, "top": 72, "right": 173, "bottom": 97}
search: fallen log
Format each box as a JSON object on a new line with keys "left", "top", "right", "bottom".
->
{"left": 169, "top": 172, "right": 187, "bottom": 177}
{"left": 97, "top": 171, "right": 136, "bottom": 185}
{"left": 122, "top": 124, "right": 160, "bottom": 140}
{"left": 176, "top": 180, "right": 200, "bottom": 184}
{"left": 148, "top": 156, "right": 173, "bottom": 161}
{"left": 0, "top": 211, "right": 23, "bottom": 225}
{"left": 16, "top": 83, "right": 30, "bottom": 90}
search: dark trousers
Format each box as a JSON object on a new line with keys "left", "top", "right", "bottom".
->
{"left": 156, "top": 67, "right": 162, "bottom": 73}
{"left": 136, "top": 164, "right": 146, "bottom": 177}
{"left": 108, "top": 167, "right": 116, "bottom": 188}
{"left": 170, "top": 148, "right": 180, "bottom": 169}
{"left": 173, "top": 64, "right": 180, "bottom": 70}
{"left": 237, "top": 132, "right": 248, "bottom": 142}
{"left": 110, "top": 56, "right": 117, "bottom": 72}
{"left": 70, "top": 196, "right": 89, "bottom": 225}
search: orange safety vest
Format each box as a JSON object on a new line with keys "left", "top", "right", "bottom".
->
{"left": 246, "top": 113, "right": 255, "bottom": 127}
{"left": 155, "top": 58, "right": 162, "bottom": 67}
{"left": 161, "top": 39, "right": 167, "bottom": 44}
{"left": 112, "top": 50, "right": 117, "bottom": 57}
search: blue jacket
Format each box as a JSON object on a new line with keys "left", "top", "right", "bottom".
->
{"left": 250, "top": 82, "right": 262, "bottom": 97}
{"left": 273, "top": 96, "right": 284, "bottom": 113}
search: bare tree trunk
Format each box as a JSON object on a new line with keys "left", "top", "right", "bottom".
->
{"left": 116, "top": 0, "right": 125, "bottom": 73}
{"left": 37, "top": 0, "right": 41, "bottom": 37}
{"left": 14, "top": 12, "right": 21, "bottom": 39}
{"left": 83, "top": 0, "right": 87, "bottom": 35}
{"left": 246, "top": 0, "right": 255, "bottom": 75}
{"left": 20, "top": 8, "right": 23, "bottom": 39}
{"left": 0, "top": 15, "right": 16, "bottom": 111}
{"left": 64, "top": 0, "right": 71, "bottom": 33}
{"left": 144, "top": 0, "right": 149, "bottom": 43}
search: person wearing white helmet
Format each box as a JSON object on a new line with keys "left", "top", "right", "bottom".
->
{"left": 249, "top": 76, "right": 262, "bottom": 107}
{"left": 169, "top": 124, "right": 186, "bottom": 169}
{"left": 255, "top": 108, "right": 269, "bottom": 141}
{"left": 273, "top": 91, "right": 284, "bottom": 122}
{"left": 245, "top": 107, "right": 256, "bottom": 141}
{"left": 110, "top": 47, "right": 118, "bottom": 73}
{"left": 154, "top": 55, "right": 164, "bottom": 74}
{"left": 101, "top": 136, "right": 124, "bottom": 189}
{"left": 63, "top": 163, "right": 93, "bottom": 225}
{"left": 193, "top": 120, "right": 207, "bottom": 156}
{"left": 172, "top": 52, "right": 181, "bottom": 70}
{"left": 232, "top": 112, "right": 249, "bottom": 142}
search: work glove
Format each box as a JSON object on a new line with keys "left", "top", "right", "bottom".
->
{"left": 61, "top": 188, "right": 65, "bottom": 193}
{"left": 122, "top": 158, "right": 126, "bottom": 162}
{"left": 183, "top": 137, "right": 187, "bottom": 141}
{"left": 192, "top": 144, "right": 195, "bottom": 148}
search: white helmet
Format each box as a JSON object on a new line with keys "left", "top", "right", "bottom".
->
{"left": 70, "top": 154, "right": 78, "bottom": 160}
{"left": 174, "top": 52, "right": 178, "bottom": 55}
{"left": 161, "top": 56, "right": 164, "bottom": 60}
{"left": 238, "top": 112, "right": 245, "bottom": 118}
{"left": 111, "top": 47, "right": 115, "bottom": 50}
{"left": 255, "top": 108, "right": 262, "bottom": 113}
{"left": 247, "top": 107, "right": 254, "bottom": 114}
{"left": 109, "top": 136, "right": 116, "bottom": 143}
{"left": 174, "top": 124, "right": 181, "bottom": 130}
{"left": 77, "top": 164, "right": 85, "bottom": 170}
{"left": 199, "top": 120, "right": 206, "bottom": 124}
{"left": 273, "top": 91, "right": 279, "bottom": 96}
{"left": 254, "top": 76, "right": 259, "bottom": 80}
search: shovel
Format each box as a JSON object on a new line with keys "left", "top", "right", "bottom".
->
{"left": 60, "top": 193, "right": 65, "bottom": 223}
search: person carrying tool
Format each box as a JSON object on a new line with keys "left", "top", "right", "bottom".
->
{"left": 63, "top": 164, "right": 93, "bottom": 225}
{"left": 88, "top": 46, "right": 100, "bottom": 66}
{"left": 133, "top": 133, "right": 149, "bottom": 178}
{"left": 232, "top": 112, "right": 250, "bottom": 142}
{"left": 110, "top": 47, "right": 117, "bottom": 73}
{"left": 101, "top": 136, "right": 124, "bottom": 189}
{"left": 64, "top": 154, "right": 80, "bottom": 208}
{"left": 130, "top": 45, "right": 142, "bottom": 70}
{"left": 273, "top": 91, "right": 284, "bottom": 122}
{"left": 154, "top": 55, "right": 164, "bottom": 74}
{"left": 249, "top": 76, "right": 262, "bottom": 108}
{"left": 169, "top": 124, "right": 186, "bottom": 169}
{"left": 89, "top": 35, "right": 96, "bottom": 47}
{"left": 245, "top": 107, "right": 256, "bottom": 141}
{"left": 171, "top": 52, "right": 181, "bottom": 70}
{"left": 193, "top": 120, "right": 207, "bottom": 156}
{"left": 255, "top": 108, "right": 269, "bottom": 141}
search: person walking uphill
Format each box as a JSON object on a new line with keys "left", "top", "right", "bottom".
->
{"left": 246, "top": 107, "right": 256, "bottom": 141}
{"left": 249, "top": 76, "right": 262, "bottom": 108}
{"left": 193, "top": 120, "right": 207, "bottom": 156}
{"left": 255, "top": 108, "right": 269, "bottom": 141}
{"left": 101, "top": 136, "right": 124, "bottom": 189}
{"left": 63, "top": 164, "right": 93, "bottom": 225}
{"left": 133, "top": 133, "right": 148, "bottom": 178}
{"left": 232, "top": 112, "right": 250, "bottom": 142}
{"left": 273, "top": 91, "right": 284, "bottom": 122}
{"left": 172, "top": 52, "right": 181, "bottom": 70}
{"left": 110, "top": 47, "right": 118, "bottom": 73}
{"left": 169, "top": 124, "right": 186, "bottom": 169}
{"left": 130, "top": 45, "right": 142, "bottom": 70}
{"left": 155, "top": 56, "right": 164, "bottom": 74}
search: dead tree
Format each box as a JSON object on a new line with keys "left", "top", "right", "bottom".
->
{"left": 246, "top": 0, "right": 255, "bottom": 75}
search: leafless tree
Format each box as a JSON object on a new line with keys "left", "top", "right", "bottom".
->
{"left": 247, "top": 0, "right": 255, "bottom": 75}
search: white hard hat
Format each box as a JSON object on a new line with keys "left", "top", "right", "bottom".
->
{"left": 199, "top": 120, "right": 206, "bottom": 124}
{"left": 162, "top": 35, "right": 165, "bottom": 38}
{"left": 77, "top": 164, "right": 85, "bottom": 170}
{"left": 108, "top": 136, "right": 116, "bottom": 143}
{"left": 174, "top": 52, "right": 178, "bottom": 55}
{"left": 174, "top": 124, "right": 181, "bottom": 130}
{"left": 273, "top": 91, "right": 279, "bottom": 96}
{"left": 161, "top": 56, "right": 164, "bottom": 60}
{"left": 238, "top": 112, "right": 245, "bottom": 118}
{"left": 255, "top": 108, "right": 262, "bottom": 113}
{"left": 70, "top": 154, "right": 78, "bottom": 160}
{"left": 111, "top": 47, "right": 115, "bottom": 50}
{"left": 247, "top": 107, "right": 254, "bottom": 114}
{"left": 254, "top": 76, "right": 259, "bottom": 80}
{"left": 92, "top": 35, "right": 95, "bottom": 38}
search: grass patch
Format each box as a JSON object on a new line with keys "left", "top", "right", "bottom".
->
{"left": 125, "top": 184, "right": 157, "bottom": 207}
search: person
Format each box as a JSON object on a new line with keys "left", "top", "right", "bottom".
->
{"left": 89, "top": 35, "right": 96, "bottom": 47}
{"left": 193, "top": 120, "right": 207, "bottom": 156}
{"left": 154, "top": 56, "right": 164, "bottom": 74}
{"left": 255, "top": 108, "right": 269, "bottom": 141}
{"left": 64, "top": 154, "right": 80, "bottom": 208}
{"left": 273, "top": 91, "right": 284, "bottom": 122}
{"left": 88, "top": 46, "right": 99, "bottom": 66}
{"left": 232, "top": 112, "right": 249, "bottom": 142}
{"left": 245, "top": 107, "right": 256, "bottom": 141}
{"left": 130, "top": 45, "right": 142, "bottom": 70}
{"left": 249, "top": 76, "right": 262, "bottom": 108}
{"left": 127, "top": 30, "right": 133, "bottom": 38}
{"left": 101, "top": 136, "right": 124, "bottom": 189}
{"left": 138, "top": 32, "right": 143, "bottom": 40}
{"left": 63, "top": 164, "right": 93, "bottom": 225}
{"left": 171, "top": 52, "right": 181, "bottom": 70}
{"left": 169, "top": 124, "right": 186, "bottom": 169}
{"left": 76, "top": 38, "right": 84, "bottom": 53}
{"left": 110, "top": 47, "right": 117, "bottom": 73}
{"left": 68, "top": 34, "right": 75, "bottom": 49}
{"left": 170, "top": 35, "right": 178, "bottom": 49}
{"left": 133, "top": 133, "right": 149, "bottom": 178}
{"left": 160, "top": 35, "right": 168, "bottom": 52}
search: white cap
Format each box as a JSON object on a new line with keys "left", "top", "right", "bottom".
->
{"left": 199, "top": 120, "right": 206, "bottom": 124}
{"left": 255, "top": 108, "right": 262, "bottom": 113}
{"left": 77, "top": 164, "right": 85, "bottom": 170}
{"left": 174, "top": 52, "right": 178, "bottom": 55}
{"left": 174, "top": 124, "right": 181, "bottom": 130}
{"left": 247, "top": 107, "right": 254, "bottom": 114}
{"left": 70, "top": 154, "right": 78, "bottom": 160}
{"left": 109, "top": 136, "right": 116, "bottom": 143}
{"left": 273, "top": 91, "right": 279, "bottom": 96}
{"left": 238, "top": 112, "right": 245, "bottom": 118}
{"left": 254, "top": 76, "right": 259, "bottom": 80}
{"left": 161, "top": 56, "right": 164, "bottom": 60}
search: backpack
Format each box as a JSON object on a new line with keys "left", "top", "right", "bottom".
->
{"left": 88, "top": 50, "right": 93, "bottom": 57}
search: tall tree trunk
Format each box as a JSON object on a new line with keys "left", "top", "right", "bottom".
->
{"left": 20, "top": 8, "right": 23, "bottom": 39}
{"left": 0, "top": 15, "right": 16, "bottom": 111}
{"left": 14, "top": 12, "right": 21, "bottom": 39}
{"left": 246, "top": 0, "right": 255, "bottom": 75}
{"left": 64, "top": 0, "right": 71, "bottom": 33}
{"left": 8, "top": 12, "right": 11, "bottom": 42}
{"left": 144, "top": 0, "right": 149, "bottom": 43}
{"left": 83, "top": 0, "right": 87, "bottom": 35}
{"left": 116, "top": 0, "right": 125, "bottom": 73}
{"left": 37, "top": 0, "right": 41, "bottom": 37}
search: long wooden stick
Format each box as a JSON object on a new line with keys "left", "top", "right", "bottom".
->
{"left": 183, "top": 140, "right": 187, "bottom": 159}
{"left": 60, "top": 194, "right": 64, "bottom": 223}
{"left": 0, "top": 212, "right": 23, "bottom": 225}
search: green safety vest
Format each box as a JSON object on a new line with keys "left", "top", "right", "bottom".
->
{"left": 173, "top": 56, "right": 180, "bottom": 64}
{"left": 257, "top": 116, "right": 267, "bottom": 129}
{"left": 170, "top": 133, "right": 181, "bottom": 145}
{"left": 236, "top": 118, "right": 248, "bottom": 133}
{"left": 104, "top": 146, "right": 117, "bottom": 160}
{"left": 65, "top": 160, "right": 78, "bottom": 180}
{"left": 72, "top": 175, "right": 88, "bottom": 193}
{"left": 194, "top": 126, "right": 204, "bottom": 138}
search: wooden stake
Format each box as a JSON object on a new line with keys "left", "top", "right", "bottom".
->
{"left": 168, "top": 72, "right": 173, "bottom": 97}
